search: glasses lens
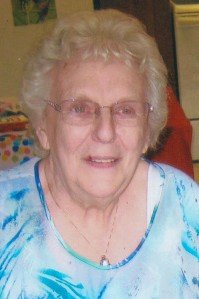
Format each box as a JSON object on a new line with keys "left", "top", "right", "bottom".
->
{"left": 61, "top": 99, "right": 96, "bottom": 125}
{"left": 56, "top": 99, "right": 151, "bottom": 127}
{"left": 113, "top": 101, "right": 150, "bottom": 126}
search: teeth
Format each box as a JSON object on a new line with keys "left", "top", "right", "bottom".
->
{"left": 91, "top": 159, "right": 115, "bottom": 163}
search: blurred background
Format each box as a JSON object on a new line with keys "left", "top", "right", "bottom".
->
{"left": 0, "top": 0, "right": 198, "bottom": 181}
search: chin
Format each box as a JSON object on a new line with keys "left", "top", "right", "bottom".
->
{"left": 80, "top": 177, "right": 124, "bottom": 201}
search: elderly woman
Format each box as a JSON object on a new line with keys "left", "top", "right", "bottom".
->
{"left": 0, "top": 9, "right": 198, "bottom": 298}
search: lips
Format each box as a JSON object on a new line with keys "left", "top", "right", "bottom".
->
{"left": 85, "top": 156, "right": 120, "bottom": 168}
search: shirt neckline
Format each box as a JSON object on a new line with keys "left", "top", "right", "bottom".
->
{"left": 34, "top": 159, "right": 165, "bottom": 270}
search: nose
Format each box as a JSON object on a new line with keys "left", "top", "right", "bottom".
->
{"left": 91, "top": 108, "right": 116, "bottom": 143}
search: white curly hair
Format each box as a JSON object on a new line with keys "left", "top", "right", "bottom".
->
{"left": 21, "top": 9, "right": 167, "bottom": 149}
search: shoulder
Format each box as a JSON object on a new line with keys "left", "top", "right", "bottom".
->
{"left": 152, "top": 162, "right": 198, "bottom": 191}
{"left": 0, "top": 157, "right": 40, "bottom": 228}
{"left": 0, "top": 157, "right": 39, "bottom": 183}
{"left": 153, "top": 162, "right": 199, "bottom": 201}
{"left": 0, "top": 157, "right": 39, "bottom": 203}
{"left": 154, "top": 162, "right": 199, "bottom": 230}
{"left": 145, "top": 159, "right": 198, "bottom": 200}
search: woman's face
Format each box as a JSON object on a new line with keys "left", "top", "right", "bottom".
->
{"left": 39, "top": 59, "right": 150, "bottom": 204}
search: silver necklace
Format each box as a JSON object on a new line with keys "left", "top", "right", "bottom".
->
{"left": 44, "top": 168, "right": 119, "bottom": 266}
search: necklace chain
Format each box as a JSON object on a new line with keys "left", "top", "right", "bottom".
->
{"left": 44, "top": 166, "right": 119, "bottom": 266}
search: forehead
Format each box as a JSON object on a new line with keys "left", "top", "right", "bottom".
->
{"left": 51, "top": 58, "right": 146, "bottom": 102}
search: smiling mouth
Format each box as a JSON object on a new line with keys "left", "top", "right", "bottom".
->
{"left": 86, "top": 156, "right": 119, "bottom": 168}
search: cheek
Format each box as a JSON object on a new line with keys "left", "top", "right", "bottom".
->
{"left": 52, "top": 123, "right": 91, "bottom": 156}
{"left": 118, "top": 121, "right": 149, "bottom": 153}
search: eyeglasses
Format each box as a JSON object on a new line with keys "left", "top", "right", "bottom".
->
{"left": 46, "top": 98, "right": 153, "bottom": 127}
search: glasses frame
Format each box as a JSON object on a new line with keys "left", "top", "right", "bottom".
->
{"left": 45, "top": 98, "right": 153, "bottom": 126}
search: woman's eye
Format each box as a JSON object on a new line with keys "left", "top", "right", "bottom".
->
{"left": 73, "top": 105, "right": 86, "bottom": 113}
{"left": 116, "top": 105, "right": 136, "bottom": 116}
{"left": 122, "top": 107, "right": 134, "bottom": 114}
{"left": 69, "top": 101, "right": 93, "bottom": 116}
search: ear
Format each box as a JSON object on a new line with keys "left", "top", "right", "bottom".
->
{"left": 35, "top": 124, "right": 50, "bottom": 151}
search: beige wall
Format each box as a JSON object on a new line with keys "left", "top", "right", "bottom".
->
{"left": 0, "top": 0, "right": 93, "bottom": 102}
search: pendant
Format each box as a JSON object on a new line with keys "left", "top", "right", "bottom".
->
{"left": 100, "top": 255, "right": 110, "bottom": 266}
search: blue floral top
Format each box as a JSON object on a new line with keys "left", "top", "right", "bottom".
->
{"left": 0, "top": 158, "right": 198, "bottom": 298}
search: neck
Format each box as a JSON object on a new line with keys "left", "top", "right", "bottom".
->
{"left": 42, "top": 156, "right": 121, "bottom": 209}
{"left": 40, "top": 158, "right": 120, "bottom": 224}
{"left": 40, "top": 158, "right": 120, "bottom": 266}
{"left": 38, "top": 157, "right": 148, "bottom": 265}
